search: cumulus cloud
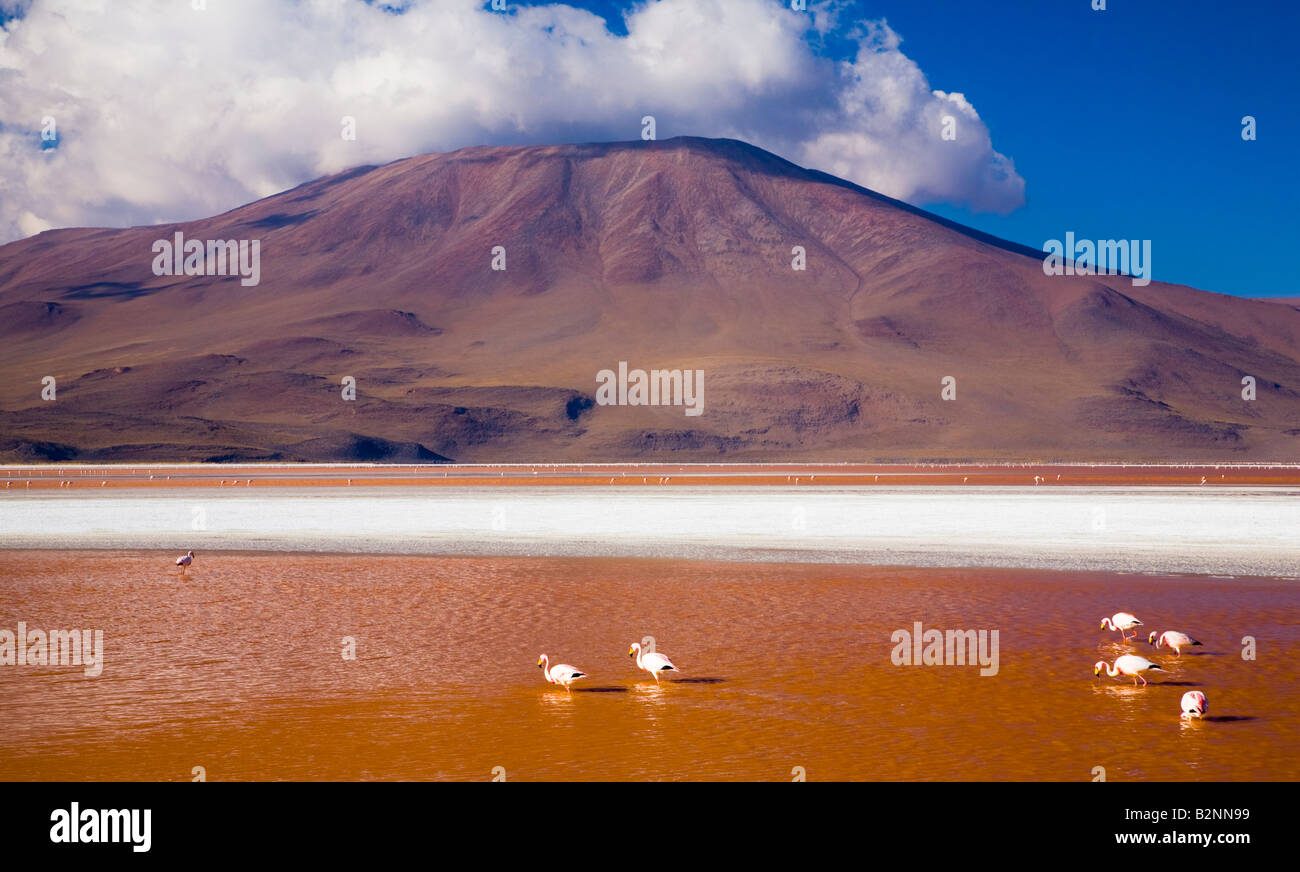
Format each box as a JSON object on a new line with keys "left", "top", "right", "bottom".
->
{"left": 0, "top": 0, "right": 1025, "bottom": 243}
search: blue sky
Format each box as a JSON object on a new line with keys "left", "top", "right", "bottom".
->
{"left": 527, "top": 0, "right": 1300, "bottom": 298}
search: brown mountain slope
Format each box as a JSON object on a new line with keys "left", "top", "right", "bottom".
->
{"left": 0, "top": 137, "right": 1297, "bottom": 462}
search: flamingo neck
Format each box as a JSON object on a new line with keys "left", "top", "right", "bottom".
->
{"left": 634, "top": 646, "right": 643, "bottom": 669}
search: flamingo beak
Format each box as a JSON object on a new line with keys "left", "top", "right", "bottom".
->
{"left": 628, "top": 647, "right": 635, "bottom": 657}
{"left": 1093, "top": 667, "right": 1101, "bottom": 677}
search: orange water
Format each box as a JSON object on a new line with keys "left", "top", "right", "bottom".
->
{"left": 0, "top": 551, "right": 1295, "bottom": 781}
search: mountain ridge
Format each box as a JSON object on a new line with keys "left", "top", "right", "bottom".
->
{"left": 1, "top": 136, "right": 1297, "bottom": 463}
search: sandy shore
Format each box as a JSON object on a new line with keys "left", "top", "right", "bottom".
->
{"left": 2, "top": 484, "right": 1298, "bottom": 576}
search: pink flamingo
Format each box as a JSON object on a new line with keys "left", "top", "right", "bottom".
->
{"left": 1099, "top": 612, "right": 1143, "bottom": 641}
{"left": 1180, "top": 691, "right": 1208, "bottom": 719}
{"left": 628, "top": 642, "right": 678, "bottom": 684}
{"left": 1094, "top": 655, "right": 1163, "bottom": 686}
{"left": 1148, "top": 630, "right": 1201, "bottom": 655}
{"left": 537, "top": 654, "right": 586, "bottom": 694}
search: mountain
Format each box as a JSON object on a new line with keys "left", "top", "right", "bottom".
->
{"left": 1, "top": 137, "right": 1298, "bottom": 463}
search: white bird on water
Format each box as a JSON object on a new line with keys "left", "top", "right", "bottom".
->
{"left": 1099, "top": 612, "right": 1143, "bottom": 641}
{"left": 1148, "top": 630, "right": 1202, "bottom": 656}
{"left": 537, "top": 654, "right": 586, "bottom": 694}
{"left": 1094, "top": 655, "right": 1163, "bottom": 686}
{"left": 628, "top": 642, "right": 678, "bottom": 683}
{"left": 175, "top": 550, "right": 195, "bottom": 571}
{"left": 1180, "top": 691, "right": 1208, "bottom": 719}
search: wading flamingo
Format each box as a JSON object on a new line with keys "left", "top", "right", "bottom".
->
{"left": 1099, "top": 612, "right": 1143, "bottom": 641}
{"left": 628, "top": 642, "right": 678, "bottom": 684}
{"left": 1148, "top": 630, "right": 1202, "bottom": 655}
{"left": 537, "top": 654, "right": 586, "bottom": 694}
{"left": 1180, "top": 691, "right": 1208, "bottom": 719}
{"left": 1094, "top": 655, "right": 1163, "bottom": 686}
{"left": 175, "top": 550, "right": 195, "bottom": 571}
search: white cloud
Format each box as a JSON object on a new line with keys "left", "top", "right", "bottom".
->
{"left": 0, "top": 0, "right": 1025, "bottom": 242}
